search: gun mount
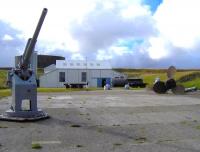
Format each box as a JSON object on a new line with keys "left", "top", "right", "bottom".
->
{"left": 0, "top": 8, "right": 49, "bottom": 121}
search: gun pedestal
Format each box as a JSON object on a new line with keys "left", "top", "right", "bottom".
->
{"left": 0, "top": 8, "right": 49, "bottom": 121}
{"left": 1, "top": 72, "right": 48, "bottom": 121}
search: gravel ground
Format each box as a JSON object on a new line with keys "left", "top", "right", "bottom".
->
{"left": 1, "top": 89, "right": 200, "bottom": 152}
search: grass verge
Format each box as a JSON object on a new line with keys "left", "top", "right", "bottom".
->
{"left": 0, "top": 88, "right": 102, "bottom": 99}
{"left": 37, "top": 87, "right": 102, "bottom": 93}
{"left": 0, "top": 89, "right": 11, "bottom": 99}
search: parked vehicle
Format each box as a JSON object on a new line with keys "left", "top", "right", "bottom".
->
{"left": 127, "top": 78, "right": 147, "bottom": 88}
{"left": 112, "top": 77, "right": 147, "bottom": 88}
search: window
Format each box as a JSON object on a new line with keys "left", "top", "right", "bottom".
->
{"left": 97, "top": 63, "right": 100, "bottom": 66}
{"left": 70, "top": 63, "right": 74, "bottom": 66}
{"left": 81, "top": 72, "right": 87, "bottom": 82}
{"left": 59, "top": 72, "right": 65, "bottom": 82}
{"left": 76, "top": 63, "right": 80, "bottom": 66}
{"left": 90, "top": 63, "right": 93, "bottom": 66}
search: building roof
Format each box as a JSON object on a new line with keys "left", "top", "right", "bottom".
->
{"left": 56, "top": 60, "right": 112, "bottom": 69}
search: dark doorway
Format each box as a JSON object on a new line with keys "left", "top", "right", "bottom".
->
{"left": 102, "top": 78, "right": 106, "bottom": 87}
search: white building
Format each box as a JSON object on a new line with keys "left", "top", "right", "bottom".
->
{"left": 39, "top": 60, "right": 126, "bottom": 88}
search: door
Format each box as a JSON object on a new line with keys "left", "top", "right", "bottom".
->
{"left": 97, "top": 78, "right": 102, "bottom": 87}
{"left": 97, "top": 78, "right": 111, "bottom": 87}
{"left": 102, "top": 78, "right": 106, "bottom": 87}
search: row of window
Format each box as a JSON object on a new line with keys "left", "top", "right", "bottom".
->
{"left": 59, "top": 72, "right": 87, "bottom": 82}
{"left": 63, "top": 63, "right": 100, "bottom": 66}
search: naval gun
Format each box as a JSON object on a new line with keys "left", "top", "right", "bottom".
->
{"left": 0, "top": 8, "right": 49, "bottom": 121}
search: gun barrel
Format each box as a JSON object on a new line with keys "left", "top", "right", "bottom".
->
{"left": 32, "top": 8, "right": 48, "bottom": 42}
{"left": 21, "top": 8, "right": 48, "bottom": 69}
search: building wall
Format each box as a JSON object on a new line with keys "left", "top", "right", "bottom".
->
{"left": 44, "top": 64, "right": 56, "bottom": 73}
{"left": 67, "top": 69, "right": 80, "bottom": 83}
{"left": 40, "top": 70, "right": 59, "bottom": 87}
{"left": 40, "top": 69, "right": 125, "bottom": 88}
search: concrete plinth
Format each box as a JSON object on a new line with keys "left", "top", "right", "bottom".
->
{"left": 0, "top": 109, "right": 49, "bottom": 122}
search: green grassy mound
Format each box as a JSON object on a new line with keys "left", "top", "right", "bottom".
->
{"left": 177, "top": 72, "right": 200, "bottom": 83}
{"left": 115, "top": 69, "right": 200, "bottom": 89}
{"left": 176, "top": 72, "right": 200, "bottom": 89}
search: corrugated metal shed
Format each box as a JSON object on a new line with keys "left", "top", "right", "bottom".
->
{"left": 40, "top": 60, "right": 126, "bottom": 88}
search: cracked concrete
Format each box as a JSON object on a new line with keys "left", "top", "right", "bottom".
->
{"left": 0, "top": 89, "right": 200, "bottom": 152}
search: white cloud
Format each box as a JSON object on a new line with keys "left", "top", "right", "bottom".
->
{"left": 71, "top": 53, "right": 85, "bottom": 60}
{"left": 2, "top": 34, "right": 13, "bottom": 41}
{"left": 69, "top": 0, "right": 156, "bottom": 59}
{"left": 109, "top": 46, "right": 130, "bottom": 56}
{"left": 147, "top": 36, "right": 169, "bottom": 59}
{"left": 121, "top": 3, "right": 151, "bottom": 19}
{"left": 0, "top": 0, "right": 154, "bottom": 51}
{"left": 96, "top": 49, "right": 113, "bottom": 60}
{"left": 0, "top": 0, "right": 158, "bottom": 67}
{"left": 143, "top": 0, "right": 200, "bottom": 66}
{"left": 0, "top": 0, "right": 97, "bottom": 52}
{"left": 1, "top": 0, "right": 200, "bottom": 68}
{"left": 153, "top": 0, "right": 200, "bottom": 49}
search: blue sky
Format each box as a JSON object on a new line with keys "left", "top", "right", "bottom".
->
{"left": 0, "top": 0, "right": 200, "bottom": 68}
{"left": 143, "top": 0, "right": 163, "bottom": 12}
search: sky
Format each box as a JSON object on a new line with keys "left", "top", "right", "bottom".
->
{"left": 0, "top": 0, "right": 200, "bottom": 68}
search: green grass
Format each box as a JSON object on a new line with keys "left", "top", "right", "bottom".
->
{"left": 115, "top": 69, "right": 200, "bottom": 89}
{"left": 0, "top": 89, "right": 11, "bottom": 99}
{"left": 37, "top": 87, "right": 101, "bottom": 93}
{"left": 142, "top": 71, "right": 196, "bottom": 88}
{"left": 0, "top": 70, "right": 7, "bottom": 89}
{"left": 31, "top": 143, "right": 42, "bottom": 149}
{"left": 195, "top": 125, "right": 200, "bottom": 130}
{"left": 0, "top": 88, "right": 101, "bottom": 99}
{"left": 181, "top": 79, "right": 200, "bottom": 88}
